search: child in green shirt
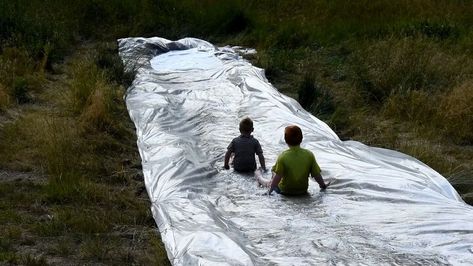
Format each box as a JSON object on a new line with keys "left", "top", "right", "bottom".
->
{"left": 257, "top": 125, "right": 328, "bottom": 195}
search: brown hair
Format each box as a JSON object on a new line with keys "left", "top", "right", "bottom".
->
{"left": 284, "top": 125, "right": 303, "bottom": 146}
{"left": 239, "top": 117, "right": 254, "bottom": 134}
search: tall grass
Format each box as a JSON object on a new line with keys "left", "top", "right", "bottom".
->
{"left": 0, "top": 43, "right": 169, "bottom": 263}
{"left": 350, "top": 37, "right": 472, "bottom": 104}
{"left": 439, "top": 80, "right": 473, "bottom": 144}
{"left": 1, "top": 0, "right": 473, "bottom": 260}
{"left": 0, "top": 84, "right": 10, "bottom": 111}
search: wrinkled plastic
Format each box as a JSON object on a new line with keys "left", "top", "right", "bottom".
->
{"left": 118, "top": 37, "right": 473, "bottom": 265}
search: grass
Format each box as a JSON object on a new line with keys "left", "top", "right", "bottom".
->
{"left": 1, "top": 0, "right": 473, "bottom": 263}
{"left": 0, "top": 44, "right": 170, "bottom": 264}
{"left": 0, "top": 83, "right": 10, "bottom": 111}
{"left": 439, "top": 80, "right": 473, "bottom": 144}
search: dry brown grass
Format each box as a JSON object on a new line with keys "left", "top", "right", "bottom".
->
{"left": 439, "top": 80, "right": 473, "bottom": 144}
{"left": 79, "top": 81, "right": 110, "bottom": 129}
{"left": 0, "top": 83, "right": 10, "bottom": 111}
{"left": 382, "top": 90, "right": 437, "bottom": 124}
{"left": 0, "top": 43, "right": 169, "bottom": 264}
{"left": 351, "top": 37, "right": 471, "bottom": 103}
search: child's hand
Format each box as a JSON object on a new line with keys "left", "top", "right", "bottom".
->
{"left": 320, "top": 181, "right": 332, "bottom": 191}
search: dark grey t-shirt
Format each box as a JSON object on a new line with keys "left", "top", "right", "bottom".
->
{"left": 227, "top": 135, "right": 263, "bottom": 172}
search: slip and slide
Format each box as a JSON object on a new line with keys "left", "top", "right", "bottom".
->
{"left": 119, "top": 37, "right": 473, "bottom": 265}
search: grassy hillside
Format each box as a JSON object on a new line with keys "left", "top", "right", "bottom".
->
{"left": 1, "top": 0, "right": 473, "bottom": 263}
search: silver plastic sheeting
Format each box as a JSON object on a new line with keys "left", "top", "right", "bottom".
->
{"left": 118, "top": 37, "right": 473, "bottom": 265}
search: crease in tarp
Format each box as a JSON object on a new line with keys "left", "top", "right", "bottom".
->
{"left": 119, "top": 37, "right": 473, "bottom": 265}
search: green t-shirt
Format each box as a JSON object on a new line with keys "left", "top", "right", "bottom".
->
{"left": 271, "top": 146, "right": 321, "bottom": 195}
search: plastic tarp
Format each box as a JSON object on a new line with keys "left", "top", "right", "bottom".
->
{"left": 118, "top": 37, "right": 473, "bottom": 265}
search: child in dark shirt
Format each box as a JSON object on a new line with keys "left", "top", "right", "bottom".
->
{"left": 224, "top": 117, "right": 266, "bottom": 173}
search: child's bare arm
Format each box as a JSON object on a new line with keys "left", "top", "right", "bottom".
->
{"left": 268, "top": 174, "right": 282, "bottom": 194}
{"left": 224, "top": 150, "right": 232, "bottom": 169}
{"left": 312, "top": 173, "right": 327, "bottom": 190}
{"left": 257, "top": 154, "right": 266, "bottom": 171}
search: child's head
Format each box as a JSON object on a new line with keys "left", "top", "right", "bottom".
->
{"left": 239, "top": 117, "right": 254, "bottom": 134}
{"left": 284, "top": 125, "right": 303, "bottom": 146}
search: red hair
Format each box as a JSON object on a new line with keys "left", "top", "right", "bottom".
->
{"left": 284, "top": 125, "right": 303, "bottom": 146}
